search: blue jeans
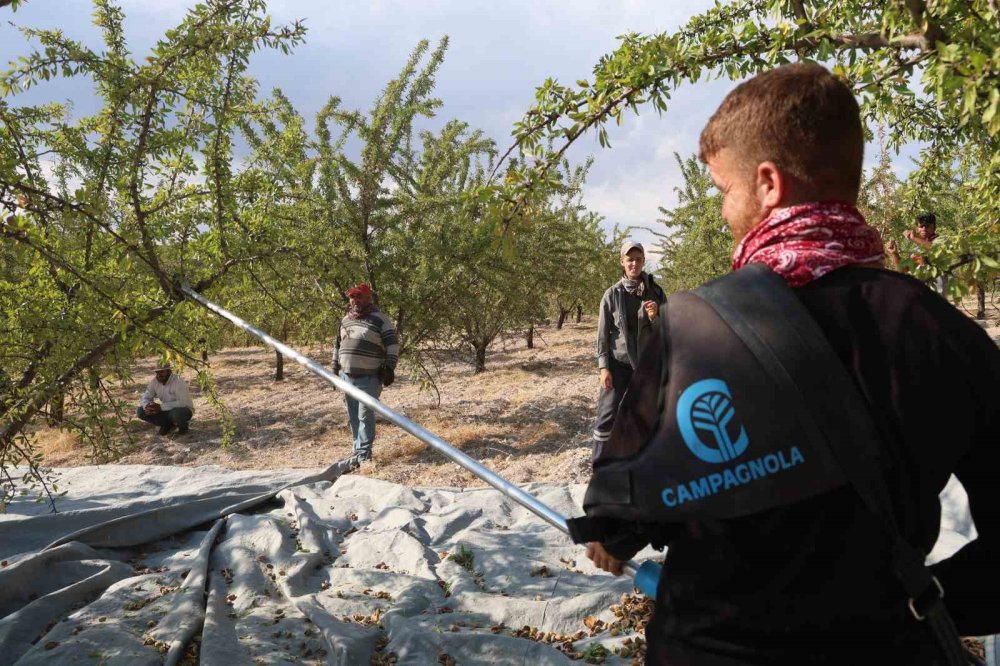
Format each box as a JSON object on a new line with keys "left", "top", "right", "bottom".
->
{"left": 341, "top": 373, "right": 382, "bottom": 456}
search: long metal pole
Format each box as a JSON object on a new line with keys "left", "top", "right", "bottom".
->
{"left": 180, "top": 284, "right": 660, "bottom": 594}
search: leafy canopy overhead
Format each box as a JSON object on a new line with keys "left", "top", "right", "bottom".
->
{"left": 0, "top": 0, "right": 306, "bottom": 504}
{"left": 502, "top": 0, "right": 999, "bottom": 290}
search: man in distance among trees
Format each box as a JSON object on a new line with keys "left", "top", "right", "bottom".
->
{"left": 332, "top": 283, "right": 399, "bottom": 466}
{"left": 136, "top": 363, "right": 194, "bottom": 436}
{"left": 886, "top": 211, "right": 948, "bottom": 293}
{"left": 581, "top": 63, "right": 999, "bottom": 664}
{"left": 591, "top": 240, "right": 666, "bottom": 462}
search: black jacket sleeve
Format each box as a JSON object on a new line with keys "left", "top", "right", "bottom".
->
{"left": 579, "top": 311, "right": 681, "bottom": 560}
{"left": 916, "top": 297, "right": 1000, "bottom": 636}
{"left": 566, "top": 515, "right": 675, "bottom": 561}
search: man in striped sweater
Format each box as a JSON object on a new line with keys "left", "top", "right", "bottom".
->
{"left": 332, "top": 283, "right": 399, "bottom": 464}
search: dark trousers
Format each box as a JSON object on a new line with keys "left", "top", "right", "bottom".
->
{"left": 136, "top": 406, "right": 192, "bottom": 431}
{"left": 591, "top": 360, "right": 633, "bottom": 462}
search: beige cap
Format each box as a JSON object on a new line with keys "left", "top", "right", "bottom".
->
{"left": 620, "top": 240, "right": 644, "bottom": 256}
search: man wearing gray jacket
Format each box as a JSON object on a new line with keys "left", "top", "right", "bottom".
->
{"left": 592, "top": 241, "right": 666, "bottom": 461}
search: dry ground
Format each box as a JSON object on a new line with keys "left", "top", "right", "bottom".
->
{"left": 32, "top": 318, "right": 604, "bottom": 488}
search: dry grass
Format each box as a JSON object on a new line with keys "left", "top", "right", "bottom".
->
{"left": 29, "top": 318, "right": 603, "bottom": 488}
{"left": 33, "top": 430, "right": 84, "bottom": 463}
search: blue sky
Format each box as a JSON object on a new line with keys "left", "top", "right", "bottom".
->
{"left": 0, "top": 1, "right": 918, "bottom": 258}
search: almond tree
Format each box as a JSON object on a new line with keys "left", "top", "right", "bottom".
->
{"left": 654, "top": 153, "right": 732, "bottom": 294}
{"left": 235, "top": 40, "right": 500, "bottom": 371}
{"left": 236, "top": 40, "right": 616, "bottom": 375}
{"left": 0, "top": 0, "right": 305, "bottom": 506}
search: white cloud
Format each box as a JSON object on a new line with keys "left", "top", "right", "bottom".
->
{"left": 583, "top": 169, "right": 678, "bottom": 232}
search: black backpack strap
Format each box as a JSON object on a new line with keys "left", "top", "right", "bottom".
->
{"left": 695, "top": 264, "right": 967, "bottom": 666}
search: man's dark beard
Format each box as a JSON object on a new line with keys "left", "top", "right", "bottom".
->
{"left": 348, "top": 302, "right": 374, "bottom": 319}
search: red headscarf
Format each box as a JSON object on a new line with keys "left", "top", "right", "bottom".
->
{"left": 732, "top": 202, "right": 885, "bottom": 287}
{"left": 346, "top": 283, "right": 374, "bottom": 320}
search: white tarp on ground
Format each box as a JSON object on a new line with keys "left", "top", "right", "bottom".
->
{"left": 0, "top": 466, "right": 977, "bottom": 665}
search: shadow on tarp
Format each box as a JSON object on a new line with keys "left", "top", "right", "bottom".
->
{"left": 0, "top": 460, "right": 353, "bottom": 664}
{"left": 0, "top": 461, "right": 351, "bottom": 563}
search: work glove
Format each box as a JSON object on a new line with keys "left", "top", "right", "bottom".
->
{"left": 380, "top": 365, "right": 395, "bottom": 388}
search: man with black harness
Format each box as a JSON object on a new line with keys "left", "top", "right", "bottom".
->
{"left": 571, "top": 64, "right": 999, "bottom": 664}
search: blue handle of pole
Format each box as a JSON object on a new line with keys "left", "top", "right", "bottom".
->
{"left": 632, "top": 560, "right": 662, "bottom": 599}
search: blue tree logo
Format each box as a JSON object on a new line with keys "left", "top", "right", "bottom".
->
{"left": 676, "top": 378, "right": 749, "bottom": 463}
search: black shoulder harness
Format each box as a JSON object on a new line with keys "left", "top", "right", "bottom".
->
{"left": 570, "top": 264, "right": 966, "bottom": 665}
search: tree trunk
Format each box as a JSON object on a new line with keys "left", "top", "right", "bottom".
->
{"left": 576, "top": 304, "right": 583, "bottom": 323}
{"left": 474, "top": 343, "right": 487, "bottom": 374}
{"left": 526, "top": 325, "right": 534, "bottom": 349}
{"left": 48, "top": 392, "right": 64, "bottom": 426}
{"left": 395, "top": 308, "right": 405, "bottom": 341}
{"left": 275, "top": 348, "right": 284, "bottom": 381}
{"left": 0, "top": 341, "right": 53, "bottom": 422}
{"left": 556, "top": 308, "right": 569, "bottom": 330}
{"left": 976, "top": 280, "right": 987, "bottom": 320}
{"left": 275, "top": 322, "right": 288, "bottom": 380}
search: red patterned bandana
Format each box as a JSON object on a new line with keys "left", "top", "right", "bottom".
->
{"left": 731, "top": 202, "right": 885, "bottom": 287}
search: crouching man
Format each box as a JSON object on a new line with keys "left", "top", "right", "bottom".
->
{"left": 136, "top": 364, "right": 194, "bottom": 436}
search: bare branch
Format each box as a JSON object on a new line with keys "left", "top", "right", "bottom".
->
{"left": 858, "top": 51, "right": 933, "bottom": 91}
{"left": 209, "top": 50, "right": 240, "bottom": 258}
{"left": 903, "top": 0, "right": 927, "bottom": 26}
{"left": 902, "top": 0, "right": 947, "bottom": 47}
{"left": 128, "top": 85, "right": 169, "bottom": 293}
